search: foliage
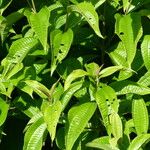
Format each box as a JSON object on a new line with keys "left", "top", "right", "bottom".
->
{"left": 0, "top": 0, "right": 150, "bottom": 149}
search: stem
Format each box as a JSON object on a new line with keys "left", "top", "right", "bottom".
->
{"left": 31, "top": 0, "right": 36, "bottom": 13}
{"left": 26, "top": 0, "right": 32, "bottom": 9}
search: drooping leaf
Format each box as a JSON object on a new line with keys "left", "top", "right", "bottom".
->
{"left": 69, "top": 1, "right": 103, "bottom": 38}
{"left": 23, "top": 117, "right": 47, "bottom": 150}
{"left": 109, "top": 112, "right": 123, "bottom": 140}
{"left": 30, "top": 6, "right": 50, "bottom": 52}
{"left": 141, "top": 35, "right": 150, "bottom": 70}
{"left": 128, "top": 134, "right": 150, "bottom": 150}
{"left": 66, "top": 102, "right": 97, "bottom": 150}
{"left": 110, "top": 80, "right": 150, "bottom": 95}
{"left": 43, "top": 101, "right": 62, "bottom": 142}
{"left": 0, "top": 98, "right": 9, "bottom": 126}
{"left": 64, "top": 69, "right": 88, "bottom": 90}
{"left": 50, "top": 28, "right": 73, "bottom": 75}
{"left": 115, "top": 13, "right": 142, "bottom": 66}
{"left": 132, "top": 97, "right": 149, "bottom": 135}
{"left": 24, "top": 80, "right": 51, "bottom": 100}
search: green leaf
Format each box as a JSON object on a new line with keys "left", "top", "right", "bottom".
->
{"left": 0, "top": 98, "right": 9, "bottom": 126}
{"left": 138, "top": 71, "right": 150, "bottom": 86}
{"left": 61, "top": 81, "right": 83, "bottom": 111}
{"left": 132, "top": 97, "right": 149, "bottom": 135}
{"left": 30, "top": 6, "right": 50, "bottom": 52}
{"left": 95, "top": 85, "right": 119, "bottom": 135}
{"left": 50, "top": 29, "right": 73, "bottom": 75}
{"left": 115, "top": 13, "right": 142, "bottom": 66}
{"left": 23, "top": 117, "right": 47, "bottom": 150}
{"left": 69, "top": 1, "right": 103, "bottom": 38}
{"left": 141, "top": 35, "right": 150, "bottom": 70}
{"left": 86, "top": 136, "right": 119, "bottom": 150}
{"left": 110, "top": 80, "right": 150, "bottom": 95}
{"left": 128, "top": 134, "right": 150, "bottom": 150}
{"left": 109, "top": 112, "right": 123, "bottom": 140}
{"left": 24, "top": 80, "right": 51, "bottom": 100}
{"left": 43, "top": 101, "right": 62, "bottom": 142}
{"left": 66, "top": 102, "right": 97, "bottom": 150}
{"left": 64, "top": 69, "right": 88, "bottom": 90}
{"left": 99, "top": 66, "right": 123, "bottom": 78}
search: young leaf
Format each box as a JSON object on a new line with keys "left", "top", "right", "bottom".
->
{"left": 61, "top": 81, "right": 83, "bottom": 111}
{"left": 141, "top": 35, "right": 150, "bottom": 70}
{"left": 30, "top": 6, "right": 50, "bottom": 52}
{"left": 109, "top": 112, "right": 123, "bottom": 140}
{"left": 64, "top": 69, "right": 88, "bottom": 90}
{"left": 69, "top": 1, "right": 103, "bottom": 38}
{"left": 128, "top": 134, "right": 150, "bottom": 150}
{"left": 115, "top": 13, "right": 142, "bottom": 66}
{"left": 132, "top": 97, "right": 149, "bottom": 135}
{"left": 50, "top": 29, "right": 73, "bottom": 75}
{"left": 43, "top": 101, "right": 62, "bottom": 142}
{"left": 99, "top": 66, "right": 123, "bottom": 78}
{"left": 66, "top": 102, "right": 97, "bottom": 150}
{"left": 0, "top": 98, "right": 9, "bottom": 126}
{"left": 110, "top": 80, "right": 150, "bottom": 95}
{"left": 24, "top": 80, "right": 51, "bottom": 99}
{"left": 23, "top": 117, "right": 47, "bottom": 150}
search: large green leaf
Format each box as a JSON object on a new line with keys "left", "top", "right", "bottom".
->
{"left": 0, "top": 98, "right": 9, "bottom": 126}
{"left": 64, "top": 69, "right": 88, "bottom": 90}
{"left": 66, "top": 102, "right": 97, "bottom": 150}
{"left": 30, "top": 6, "right": 50, "bottom": 52}
{"left": 95, "top": 85, "right": 119, "bottom": 135}
{"left": 115, "top": 13, "right": 142, "bottom": 66}
{"left": 141, "top": 35, "right": 150, "bottom": 70}
{"left": 132, "top": 97, "right": 149, "bottom": 135}
{"left": 110, "top": 80, "right": 150, "bottom": 95}
{"left": 23, "top": 117, "right": 47, "bottom": 150}
{"left": 1, "top": 37, "right": 38, "bottom": 78}
{"left": 43, "top": 101, "right": 62, "bottom": 142}
{"left": 128, "top": 134, "right": 150, "bottom": 150}
{"left": 50, "top": 28, "right": 73, "bottom": 75}
{"left": 69, "top": 1, "right": 103, "bottom": 38}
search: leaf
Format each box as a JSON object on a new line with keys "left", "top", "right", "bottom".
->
{"left": 69, "top": 1, "right": 103, "bottom": 38}
{"left": 132, "top": 97, "right": 149, "bottom": 135}
{"left": 110, "top": 80, "right": 150, "bottom": 95}
{"left": 128, "top": 134, "right": 150, "bottom": 150}
{"left": 61, "top": 81, "right": 83, "bottom": 111}
{"left": 43, "top": 101, "right": 62, "bottom": 142}
{"left": 30, "top": 6, "right": 50, "bottom": 52}
{"left": 138, "top": 71, "right": 150, "bottom": 86}
{"left": 23, "top": 117, "right": 47, "bottom": 150}
{"left": 66, "top": 102, "right": 97, "bottom": 150}
{"left": 64, "top": 69, "right": 88, "bottom": 90}
{"left": 0, "top": 98, "right": 9, "bottom": 126}
{"left": 115, "top": 13, "right": 142, "bottom": 66}
{"left": 24, "top": 80, "right": 51, "bottom": 99}
{"left": 141, "top": 35, "right": 150, "bottom": 70}
{"left": 95, "top": 85, "right": 119, "bottom": 135}
{"left": 99, "top": 66, "right": 123, "bottom": 78}
{"left": 109, "top": 112, "right": 123, "bottom": 140}
{"left": 86, "top": 136, "right": 119, "bottom": 150}
{"left": 50, "top": 28, "right": 73, "bottom": 75}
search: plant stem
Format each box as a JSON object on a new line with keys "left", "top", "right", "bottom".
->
{"left": 31, "top": 0, "right": 36, "bottom": 13}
